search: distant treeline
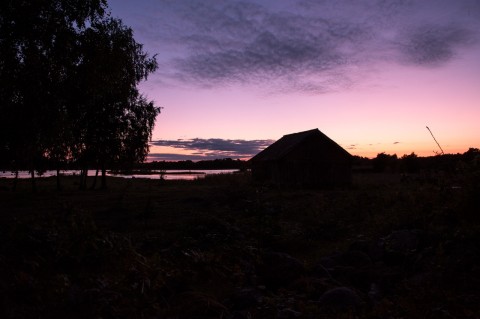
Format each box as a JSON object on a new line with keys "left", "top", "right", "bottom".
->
{"left": 0, "top": 158, "right": 248, "bottom": 173}
{"left": 3, "top": 149, "right": 479, "bottom": 173}
{"left": 134, "top": 158, "right": 248, "bottom": 171}
{"left": 120, "top": 148, "right": 480, "bottom": 172}
{"left": 352, "top": 148, "right": 480, "bottom": 173}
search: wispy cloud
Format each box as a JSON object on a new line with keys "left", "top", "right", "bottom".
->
{"left": 398, "top": 24, "right": 473, "bottom": 66}
{"left": 133, "top": 0, "right": 480, "bottom": 93}
{"left": 346, "top": 144, "right": 358, "bottom": 150}
{"left": 171, "top": 2, "right": 369, "bottom": 92}
{"left": 149, "top": 138, "right": 274, "bottom": 161}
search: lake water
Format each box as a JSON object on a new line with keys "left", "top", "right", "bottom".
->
{"left": 0, "top": 169, "right": 239, "bottom": 181}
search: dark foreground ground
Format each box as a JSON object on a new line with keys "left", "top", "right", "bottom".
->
{"left": 0, "top": 168, "right": 479, "bottom": 318}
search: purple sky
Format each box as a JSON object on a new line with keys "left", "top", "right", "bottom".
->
{"left": 108, "top": 0, "right": 480, "bottom": 160}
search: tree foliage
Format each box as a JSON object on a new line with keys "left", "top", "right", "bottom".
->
{"left": 372, "top": 152, "right": 398, "bottom": 172}
{"left": 0, "top": 0, "right": 160, "bottom": 190}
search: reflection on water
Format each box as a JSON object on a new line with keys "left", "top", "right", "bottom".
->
{"left": 0, "top": 169, "right": 239, "bottom": 181}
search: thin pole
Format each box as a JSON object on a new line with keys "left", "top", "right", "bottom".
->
{"left": 426, "top": 126, "right": 444, "bottom": 155}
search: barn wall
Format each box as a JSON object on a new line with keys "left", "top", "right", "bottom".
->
{"left": 252, "top": 158, "right": 351, "bottom": 188}
{"left": 251, "top": 133, "right": 352, "bottom": 188}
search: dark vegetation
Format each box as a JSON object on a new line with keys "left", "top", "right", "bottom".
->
{"left": 1, "top": 152, "right": 479, "bottom": 318}
{"left": 137, "top": 158, "right": 247, "bottom": 171}
{"left": 0, "top": 0, "right": 159, "bottom": 191}
{"left": 354, "top": 148, "right": 480, "bottom": 174}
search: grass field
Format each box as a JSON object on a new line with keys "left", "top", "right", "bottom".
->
{"left": 0, "top": 168, "right": 479, "bottom": 318}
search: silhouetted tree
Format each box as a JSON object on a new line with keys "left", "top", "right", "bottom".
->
{"left": 401, "top": 152, "right": 419, "bottom": 173}
{"left": 0, "top": 0, "right": 108, "bottom": 191}
{"left": 372, "top": 152, "right": 398, "bottom": 172}
{"left": 463, "top": 148, "right": 480, "bottom": 163}
{"left": 0, "top": 0, "right": 159, "bottom": 191}
{"left": 73, "top": 17, "right": 159, "bottom": 189}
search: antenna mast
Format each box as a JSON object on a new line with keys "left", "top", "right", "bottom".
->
{"left": 426, "top": 126, "right": 444, "bottom": 155}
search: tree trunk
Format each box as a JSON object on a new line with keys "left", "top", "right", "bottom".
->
{"left": 83, "top": 169, "right": 88, "bottom": 190}
{"left": 78, "top": 169, "right": 84, "bottom": 190}
{"left": 13, "top": 170, "right": 18, "bottom": 191}
{"left": 101, "top": 165, "right": 107, "bottom": 189}
{"left": 90, "top": 168, "right": 99, "bottom": 189}
{"left": 79, "top": 168, "right": 88, "bottom": 190}
{"left": 30, "top": 169, "right": 36, "bottom": 193}
{"left": 56, "top": 168, "right": 62, "bottom": 191}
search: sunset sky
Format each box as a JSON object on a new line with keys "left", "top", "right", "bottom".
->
{"left": 108, "top": 0, "right": 480, "bottom": 160}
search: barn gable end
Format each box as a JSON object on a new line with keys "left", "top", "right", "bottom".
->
{"left": 250, "top": 129, "right": 352, "bottom": 188}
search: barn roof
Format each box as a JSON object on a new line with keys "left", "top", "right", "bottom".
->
{"left": 250, "top": 128, "right": 350, "bottom": 162}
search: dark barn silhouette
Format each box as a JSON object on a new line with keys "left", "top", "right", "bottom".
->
{"left": 250, "top": 129, "right": 352, "bottom": 188}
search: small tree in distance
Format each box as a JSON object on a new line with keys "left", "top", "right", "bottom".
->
{"left": 401, "top": 152, "right": 420, "bottom": 173}
{"left": 372, "top": 152, "right": 398, "bottom": 173}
